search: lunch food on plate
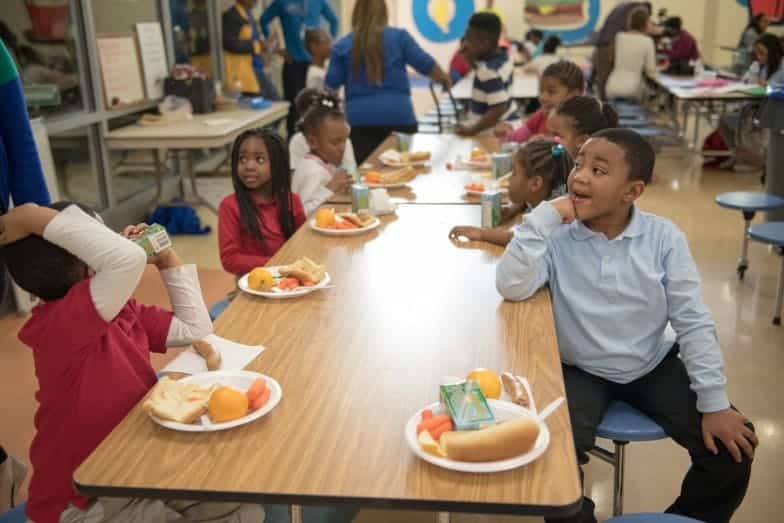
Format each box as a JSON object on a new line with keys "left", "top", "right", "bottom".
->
{"left": 466, "top": 368, "right": 502, "bottom": 400}
{"left": 365, "top": 166, "right": 417, "bottom": 185}
{"left": 279, "top": 257, "right": 326, "bottom": 285}
{"left": 440, "top": 381, "right": 495, "bottom": 430}
{"left": 315, "top": 208, "right": 336, "bottom": 228}
{"left": 313, "top": 209, "right": 376, "bottom": 231}
{"left": 465, "top": 183, "right": 485, "bottom": 193}
{"left": 247, "top": 267, "right": 275, "bottom": 291}
{"left": 400, "top": 151, "right": 431, "bottom": 163}
{"left": 143, "top": 376, "right": 215, "bottom": 424}
{"left": 246, "top": 377, "right": 272, "bottom": 411}
{"left": 502, "top": 372, "right": 529, "bottom": 407}
{"left": 193, "top": 339, "right": 222, "bottom": 371}
{"left": 208, "top": 386, "right": 249, "bottom": 423}
{"left": 439, "top": 416, "right": 540, "bottom": 462}
{"left": 470, "top": 147, "right": 488, "bottom": 163}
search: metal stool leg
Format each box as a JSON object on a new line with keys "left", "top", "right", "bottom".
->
{"left": 774, "top": 251, "right": 784, "bottom": 326}
{"left": 612, "top": 441, "right": 627, "bottom": 517}
{"left": 289, "top": 505, "right": 303, "bottom": 523}
{"left": 738, "top": 211, "right": 756, "bottom": 279}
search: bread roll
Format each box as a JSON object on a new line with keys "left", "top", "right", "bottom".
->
{"left": 440, "top": 416, "right": 540, "bottom": 462}
{"left": 193, "top": 340, "right": 222, "bottom": 371}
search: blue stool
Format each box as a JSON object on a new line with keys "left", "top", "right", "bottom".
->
{"left": 715, "top": 192, "right": 784, "bottom": 279}
{"left": 605, "top": 513, "right": 703, "bottom": 523}
{"left": 748, "top": 222, "right": 784, "bottom": 325}
{"left": 209, "top": 297, "right": 231, "bottom": 322}
{"left": 0, "top": 503, "right": 27, "bottom": 523}
{"left": 589, "top": 401, "right": 668, "bottom": 517}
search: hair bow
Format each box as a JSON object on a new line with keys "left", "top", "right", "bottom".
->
{"left": 321, "top": 98, "right": 335, "bottom": 108}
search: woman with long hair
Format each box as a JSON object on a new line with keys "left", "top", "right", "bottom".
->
{"left": 325, "top": 0, "right": 451, "bottom": 163}
{"left": 738, "top": 13, "right": 770, "bottom": 70}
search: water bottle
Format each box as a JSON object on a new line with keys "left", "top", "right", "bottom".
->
{"left": 744, "top": 61, "right": 761, "bottom": 85}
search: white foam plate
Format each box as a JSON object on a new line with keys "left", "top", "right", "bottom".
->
{"left": 309, "top": 216, "right": 380, "bottom": 236}
{"left": 463, "top": 158, "right": 492, "bottom": 169}
{"left": 366, "top": 181, "right": 410, "bottom": 189}
{"left": 404, "top": 399, "right": 550, "bottom": 473}
{"left": 465, "top": 187, "right": 508, "bottom": 196}
{"left": 380, "top": 158, "right": 429, "bottom": 168}
{"left": 149, "top": 370, "right": 282, "bottom": 432}
{"left": 238, "top": 266, "right": 331, "bottom": 299}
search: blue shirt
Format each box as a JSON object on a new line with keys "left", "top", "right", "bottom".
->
{"left": 325, "top": 27, "right": 435, "bottom": 128}
{"left": 470, "top": 49, "right": 515, "bottom": 119}
{"left": 496, "top": 202, "right": 729, "bottom": 413}
{"left": 260, "top": 0, "right": 338, "bottom": 64}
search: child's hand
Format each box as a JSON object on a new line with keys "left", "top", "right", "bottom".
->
{"left": 0, "top": 203, "right": 39, "bottom": 245}
{"left": 151, "top": 248, "right": 182, "bottom": 271}
{"left": 326, "top": 169, "right": 352, "bottom": 193}
{"left": 494, "top": 122, "right": 514, "bottom": 140}
{"left": 550, "top": 196, "right": 578, "bottom": 224}
{"left": 702, "top": 409, "right": 758, "bottom": 463}
{"left": 455, "top": 124, "right": 474, "bottom": 137}
{"left": 449, "top": 226, "right": 483, "bottom": 242}
{"left": 122, "top": 223, "right": 148, "bottom": 241}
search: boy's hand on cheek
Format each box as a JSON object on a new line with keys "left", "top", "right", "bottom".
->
{"left": 549, "top": 196, "right": 577, "bottom": 224}
{"left": 702, "top": 408, "right": 758, "bottom": 463}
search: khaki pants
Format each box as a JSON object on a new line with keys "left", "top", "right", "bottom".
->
{"left": 592, "top": 44, "right": 615, "bottom": 101}
{"left": 29, "top": 498, "right": 264, "bottom": 523}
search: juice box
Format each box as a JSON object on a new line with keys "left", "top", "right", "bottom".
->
{"left": 397, "top": 133, "right": 412, "bottom": 153}
{"left": 481, "top": 191, "right": 503, "bottom": 228}
{"left": 351, "top": 183, "right": 370, "bottom": 214}
{"left": 133, "top": 224, "right": 172, "bottom": 256}
{"left": 492, "top": 152, "right": 512, "bottom": 179}
{"left": 440, "top": 381, "right": 496, "bottom": 431}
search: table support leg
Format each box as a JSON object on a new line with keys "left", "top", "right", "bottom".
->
{"left": 177, "top": 150, "right": 218, "bottom": 214}
{"left": 692, "top": 103, "right": 701, "bottom": 151}
{"left": 437, "top": 512, "right": 451, "bottom": 523}
{"left": 773, "top": 252, "right": 784, "bottom": 326}
{"left": 738, "top": 212, "right": 755, "bottom": 279}
{"left": 289, "top": 505, "right": 303, "bottom": 523}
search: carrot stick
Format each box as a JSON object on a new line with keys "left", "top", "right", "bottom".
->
{"left": 421, "top": 409, "right": 433, "bottom": 421}
{"left": 250, "top": 387, "right": 271, "bottom": 411}
{"left": 416, "top": 414, "right": 451, "bottom": 434}
{"left": 430, "top": 420, "right": 454, "bottom": 441}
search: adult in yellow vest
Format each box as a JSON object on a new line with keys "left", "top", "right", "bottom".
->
{"left": 223, "top": 0, "right": 280, "bottom": 99}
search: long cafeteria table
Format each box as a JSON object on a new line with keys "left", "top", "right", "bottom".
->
{"left": 74, "top": 199, "right": 582, "bottom": 520}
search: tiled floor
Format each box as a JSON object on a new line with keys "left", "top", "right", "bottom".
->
{"left": 2, "top": 131, "right": 784, "bottom": 521}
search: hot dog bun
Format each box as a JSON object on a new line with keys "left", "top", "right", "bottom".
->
{"left": 400, "top": 151, "right": 430, "bottom": 163}
{"left": 193, "top": 340, "right": 222, "bottom": 371}
{"left": 440, "top": 416, "right": 540, "bottom": 462}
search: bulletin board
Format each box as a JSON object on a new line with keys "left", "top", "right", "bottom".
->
{"left": 96, "top": 34, "right": 146, "bottom": 109}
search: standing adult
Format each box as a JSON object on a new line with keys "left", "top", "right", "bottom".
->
{"left": 605, "top": 7, "right": 657, "bottom": 101}
{"left": 260, "top": 0, "right": 338, "bottom": 138}
{"left": 592, "top": 1, "right": 652, "bottom": 100}
{"left": 222, "top": 0, "right": 280, "bottom": 100}
{"left": 325, "top": 0, "right": 451, "bottom": 163}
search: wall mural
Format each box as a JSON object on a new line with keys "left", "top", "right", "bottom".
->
{"left": 524, "top": 0, "right": 601, "bottom": 44}
{"left": 412, "top": 0, "right": 474, "bottom": 42}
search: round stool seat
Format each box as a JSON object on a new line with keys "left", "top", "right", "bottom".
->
{"left": 0, "top": 504, "right": 27, "bottom": 523}
{"left": 597, "top": 401, "right": 667, "bottom": 442}
{"left": 209, "top": 298, "right": 231, "bottom": 322}
{"left": 605, "top": 513, "right": 703, "bottom": 523}
{"left": 715, "top": 192, "right": 784, "bottom": 212}
{"left": 748, "top": 222, "right": 784, "bottom": 247}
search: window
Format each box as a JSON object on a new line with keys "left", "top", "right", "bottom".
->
{"left": 0, "top": 0, "right": 86, "bottom": 117}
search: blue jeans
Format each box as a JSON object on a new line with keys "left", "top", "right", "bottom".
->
{"left": 255, "top": 68, "right": 280, "bottom": 101}
{"left": 264, "top": 504, "right": 359, "bottom": 523}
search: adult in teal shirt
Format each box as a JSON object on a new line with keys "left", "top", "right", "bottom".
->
{"left": 325, "top": 0, "right": 451, "bottom": 163}
{"left": 260, "top": 0, "right": 338, "bottom": 137}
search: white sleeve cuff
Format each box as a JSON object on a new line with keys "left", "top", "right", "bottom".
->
{"left": 696, "top": 388, "right": 731, "bottom": 413}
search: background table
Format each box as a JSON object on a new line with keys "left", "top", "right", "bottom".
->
{"left": 74, "top": 204, "right": 581, "bottom": 519}
{"left": 105, "top": 103, "right": 290, "bottom": 212}
{"left": 329, "top": 133, "right": 502, "bottom": 206}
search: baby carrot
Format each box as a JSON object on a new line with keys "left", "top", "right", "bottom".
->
{"left": 416, "top": 414, "right": 451, "bottom": 434}
{"left": 250, "top": 387, "right": 271, "bottom": 411}
{"left": 246, "top": 378, "right": 267, "bottom": 402}
{"left": 430, "top": 420, "right": 454, "bottom": 441}
{"left": 421, "top": 409, "right": 433, "bottom": 421}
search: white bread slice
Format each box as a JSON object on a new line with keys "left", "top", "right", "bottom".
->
{"left": 143, "top": 376, "right": 214, "bottom": 424}
{"left": 279, "top": 257, "right": 326, "bottom": 284}
{"left": 337, "top": 212, "right": 375, "bottom": 228}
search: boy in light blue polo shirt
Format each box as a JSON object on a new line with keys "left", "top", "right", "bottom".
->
{"left": 496, "top": 129, "right": 756, "bottom": 523}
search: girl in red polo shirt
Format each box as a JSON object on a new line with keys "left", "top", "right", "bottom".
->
{"left": 218, "top": 128, "right": 306, "bottom": 276}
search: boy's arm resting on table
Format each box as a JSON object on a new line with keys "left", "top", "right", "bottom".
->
{"left": 218, "top": 200, "right": 272, "bottom": 276}
{"left": 495, "top": 202, "right": 560, "bottom": 300}
{"left": 663, "top": 229, "right": 729, "bottom": 413}
{"left": 43, "top": 205, "right": 148, "bottom": 321}
{"left": 460, "top": 104, "right": 507, "bottom": 136}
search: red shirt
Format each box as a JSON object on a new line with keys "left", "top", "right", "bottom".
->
{"left": 506, "top": 108, "right": 550, "bottom": 143}
{"left": 218, "top": 193, "right": 306, "bottom": 276}
{"left": 449, "top": 50, "right": 471, "bottom": 79}
{"left": 19, "top": 281, "right": 173, "bottom": 523}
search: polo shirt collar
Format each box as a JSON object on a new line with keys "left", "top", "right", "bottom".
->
{"left": 569, "top": 205, "right": 645, "bottom": 241}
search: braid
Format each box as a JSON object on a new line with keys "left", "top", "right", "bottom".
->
{"left": 555, "top": 96, "right": 619, "bottom": 136}
{"left": 541, "top": 60, "right": 585, "bottom": 92}
{"left": 516, "top": 139, "right": 575, "bottom": 196}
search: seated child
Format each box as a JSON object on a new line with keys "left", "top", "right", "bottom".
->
{"left": 0, "top": 202, "right": 263, "bottom": 523}
{"left": 449, "top": 139, "right": 572, "bottom": 246}
{"left": 663, "top": 16, "right": 700, "bottom": 63}
{"left": 522, "top": 35, "right": 562, "bottom": 77}
{"left": 219, "top": 128, "right": 306, "bottom": 276}
{"left": 289, "top": 88, "right": 357, "bottom": 172}
{"left": 496, "top": 128, "right": 756, "bottom": 523}
{"left": 291, "top": 90, "right": 354, "bottom": 216}
{"left": 456, "top": 12, "right": 516, "bottom": 137}
{"left": 305, "top": 28, "right": 332, "bottom": 90}
{"left": 495, "top": 60, "right": 584, "bottom": 144}
{"left": 546, "top": 95, "right": 619, "bottom": 155}
{"left": 522, "top": 29, "right": 544, "bottom": 61}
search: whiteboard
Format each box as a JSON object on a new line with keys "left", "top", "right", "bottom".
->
{"left": 136, "top": 22, "right": 168, "bottom": 100}
{"left": 96, "top": 35, "right": 146, "bottom": 108}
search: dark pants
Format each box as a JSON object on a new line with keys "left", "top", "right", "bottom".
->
{"left": 546, "top": 348, "right": 752, "bottom": 523}
{"left": 264, "top": 504, "right": 359, "bottom": 523}
{"left": 283, "top": 61, "right": 310, "bottom": 138}
{"left": 350, "top": 124, "right": 418, "bottom": 165}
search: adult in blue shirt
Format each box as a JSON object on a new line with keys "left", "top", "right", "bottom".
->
{"left": 325, "top": 0, "right": 451, "bottom": 163}
{"left": 261, "top": 0, "right": 338, "bottom": 137}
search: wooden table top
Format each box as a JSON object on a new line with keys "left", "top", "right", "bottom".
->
{"left": 74, "top": 204, "right": 580, "bottom": 517}
{"left": 105, "top": 103, "right": 290, "bottom": 150}
{"left": 328, "top": 133, "right": 504, "bottom": 206}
